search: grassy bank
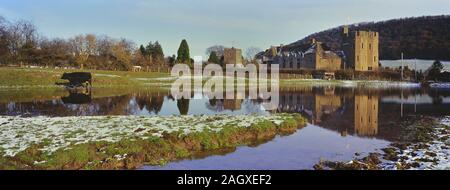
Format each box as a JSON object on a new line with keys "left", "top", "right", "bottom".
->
{"left": 0, "top": 67, "right": 421, "bottom": 89}
{"left": 0, "top": 114, "right": 307, "bottom": 170}
{"left": 0, "top": 67, "right": 170, "bottom": 88}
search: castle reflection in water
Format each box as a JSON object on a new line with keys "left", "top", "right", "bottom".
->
{"left": 277, "top": 86, "right": 380, "bottom": 137}
{"left": 1, "top": 86, "right": 449, "bottom": 141}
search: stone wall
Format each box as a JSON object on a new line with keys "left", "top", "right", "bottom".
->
{"left": 277, "top": 42, "right": 341, "bottom": 71}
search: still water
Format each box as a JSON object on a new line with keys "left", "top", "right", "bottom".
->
{"left": 1, "top": 86, "right": 449, "bottom": 169}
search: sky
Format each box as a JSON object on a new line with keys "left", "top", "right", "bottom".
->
{"left": 0, "top": 0, "right": 448, "bottom": 57}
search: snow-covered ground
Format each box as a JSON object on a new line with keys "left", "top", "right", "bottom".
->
{"left": 0, "top": 114, "right": 290, "bottom": 157}
{"left": 353, "top": 81, "right": 420, "bottom": 88}
{"left": 380, "top": 116, "right": 450, "bottom": 170}
{"left": 430, "top": 83, "right": 450, "bottom": 89}
{"left": 135, "top": 76, "right": 177, "bottom": 81}
{"left": 281, "top": 79, "right": 420, "bottom": 89}
{"left": 94, "top": 74, "right": 121, "bottom": 78}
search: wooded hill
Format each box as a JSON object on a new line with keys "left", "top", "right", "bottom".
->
{"left": 282, "top": 15, "right": 450, "bottom": 61}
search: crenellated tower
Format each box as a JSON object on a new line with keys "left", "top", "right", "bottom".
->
{"left": 342, "top": 27, "right": 379, "bottom": 71}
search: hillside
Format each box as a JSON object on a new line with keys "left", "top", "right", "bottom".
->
{"left": 280, "top": 15, "right": 450, "bottom": 61}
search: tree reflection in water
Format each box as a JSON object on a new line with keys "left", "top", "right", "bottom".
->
{"left": 177, "top": 98, "right": 190, "bottom": 115}
{"left": 0, "top": 86, "right": 449, "bottom": 143}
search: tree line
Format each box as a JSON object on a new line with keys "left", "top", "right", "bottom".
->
{"left": 0, "top": 16, "right": 194, "bottom": 71}
{"left": 0, "top": 15, "right": 265, "bottom": 71}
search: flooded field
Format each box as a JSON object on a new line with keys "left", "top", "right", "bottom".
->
{"left": 1, "top": 85, "right": 449, "bottom": 169}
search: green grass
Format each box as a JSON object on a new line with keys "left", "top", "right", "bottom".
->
{"left": 0, "top": 67, "right": 170, "bottom": 87}
{"left": 0, "top": 67, "right": 174, "bottom": 103}
{"left": 0, "top": 67, "right": 411, "bottom": 90}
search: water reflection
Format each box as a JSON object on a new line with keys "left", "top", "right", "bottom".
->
{"left": 61, "top": 91, "right": 92, "bottom": 104}
{"left": 208, "top": 98, "right": 244, "bottom": 112}
{"left": 135, "top": 92, "right": 165, "bottom": 114}
{"left": 280, "top": 90, "right": 380, "bottom": 137}
{"left": 1, "top": 86, "right": 449, "bottom": 141}
{"left": 355, "top": 94, "right": 378, "bottom": 136}
{"left": 177, "top": 98, "right": 190, "bottom": 115}
{"left": 275, "top": 86, "right": 450, "bottom": 141}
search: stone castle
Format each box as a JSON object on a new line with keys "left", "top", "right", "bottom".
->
{"left": 342, "top": 26, "right": 379, "bottom": 71}
{"left": 270, "top": 39, "right": 342, "bottom": 71}
{"left": 259, "top": 27, "right": 379, "bottom": 72}
{"left": 223, "top": 47, "right": 243, "bottom": 65}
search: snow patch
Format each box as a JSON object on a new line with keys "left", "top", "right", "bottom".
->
{"left": 430, "top": 83, "right": 450, "bottom": 89}
{"left": 0, "top": 114, "right": 292, "bottom": 157}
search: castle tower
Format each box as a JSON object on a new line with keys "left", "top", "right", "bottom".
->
{"left": 354, "top": 94, "right": 378, "bottom": 136}
{"left": 269, "top": 46, "right": 278, "bottom": 57}
{"left": 343, "top": 25, "right": 349, "bottom": 38}
{"left": 343, "top": 30, "right": 379, "bottom": 71}
{"left": 223, "top": 47, "right": 243, "bottom": 65}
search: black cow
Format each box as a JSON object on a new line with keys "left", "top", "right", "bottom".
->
{"left": 57, "top": 72, "right": 92, "bottom": 88}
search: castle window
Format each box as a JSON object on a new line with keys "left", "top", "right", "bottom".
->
{"left": 368, "top": 67, "right": 373, "bottom": 71}
{"left": 369, "top": 44, "right": 372, "bottom": 50}
{"left": 361, "top": 43, "right": 364, "bottom": 49}
{"left": 357, "top": 56, "right": 359, "bottom": 62}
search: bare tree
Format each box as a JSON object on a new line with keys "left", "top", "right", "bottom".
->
{"left": 39, "top": 37, "right": 71, "bottom": 67}
{"left": 0, "top": 16, "right": 147, "bottom": 71}
{"left": 205, "top": 45, "right": 226, "bottom": 57}
{"left": 69, "top": 35, "right": 90, "bottom": 69}
{"left": 97, "top": 35, "right": 113, "bottom": 57}
{"left": 111, "top": 38, "right": 134, "bottom": 70}
{"left": 5, "top": 20, "right": 38, "bottom": 66}
{"left": 0, "top": 16, "right": 8, "bottom": 65}
{"left": 245, "top": 46, "right": 262, "bottom": 61}
{"left": 85, "top": 34, "right": 97, "bottom": 55}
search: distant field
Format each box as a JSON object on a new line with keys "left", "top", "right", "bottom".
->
{"left": 0, "top": 67, "right": 170, "bottom": 87}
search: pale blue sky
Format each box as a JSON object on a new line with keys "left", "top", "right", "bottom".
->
{"left": 0, "top": 0, "right": 448, "bottom": 56}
